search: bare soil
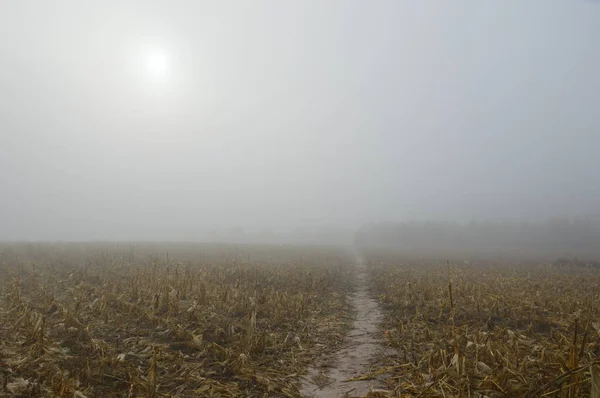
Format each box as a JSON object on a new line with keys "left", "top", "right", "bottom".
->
{"left": 299, "top": 254, "right": 394, "bottom": 398}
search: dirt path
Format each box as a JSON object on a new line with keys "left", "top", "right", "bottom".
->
{"left": 299, "top": 253, "right": 393, "bottom": 397}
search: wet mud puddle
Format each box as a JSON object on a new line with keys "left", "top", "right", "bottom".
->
{"left": 300, "top": 254, "right": 393, "bottom": 397}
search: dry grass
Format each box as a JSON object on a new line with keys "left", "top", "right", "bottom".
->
{"left": 4, "top": 243, "right": 599, "bottom": 397}
{"left": 365, "top": 251, "right": 600, "bottom": 397}
{"left": 0, "top": 243, "right": 354, "bottom": 397}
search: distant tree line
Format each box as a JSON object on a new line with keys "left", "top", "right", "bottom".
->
{"left": 354, "top": 217, "right": 600, "bottom": 255}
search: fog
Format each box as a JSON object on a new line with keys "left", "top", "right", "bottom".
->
{"left": 1, "top": 1, "right": 599, "bottom": 241}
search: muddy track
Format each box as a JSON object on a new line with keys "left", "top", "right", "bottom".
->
{"left": 300, "top": 253, "right": 393, "bottom": 397}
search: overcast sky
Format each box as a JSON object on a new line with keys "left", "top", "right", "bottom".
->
{"left": 1, "top": 1, "right": 599, "bottom": 240}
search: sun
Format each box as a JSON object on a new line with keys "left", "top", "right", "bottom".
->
{"left": 147, "top": 51, "right": 167, "bottom": 78}
{"left": 133, "top": 40, "right": 175, "bottom": 88}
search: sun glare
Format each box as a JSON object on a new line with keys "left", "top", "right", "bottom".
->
{"left": 134, "top": 40, "right": 176, "bottom": 89}
{"left": 147, "top": 51, "right": 167, "bottom": 78}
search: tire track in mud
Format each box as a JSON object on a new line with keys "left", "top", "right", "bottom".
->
{"left": 299, "top": 252, "right": 394, "bottom": 397}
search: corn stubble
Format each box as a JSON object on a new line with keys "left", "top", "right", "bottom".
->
{"left": 0, "top": 244, "right": 353, "bottom": 397}
{"left": 367, "top": 252, "right": 600, "bottom": 397}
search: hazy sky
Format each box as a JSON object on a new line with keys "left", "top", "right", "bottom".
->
{"left": 1, "top": 1, "right": 599, "bottom": 240}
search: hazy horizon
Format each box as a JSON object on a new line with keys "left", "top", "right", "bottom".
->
{"left": 1, "top": 1, "right": 599, "bottom": 241}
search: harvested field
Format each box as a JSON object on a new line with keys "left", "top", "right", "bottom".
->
{"left": 2, "top": 244, "right": 600, "bottom": 397}
{"left": 365, "top": 250, "right": 600, "bottom": 397}
{"left": 0, "top": 243, "right": 354, "bottom": 397}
